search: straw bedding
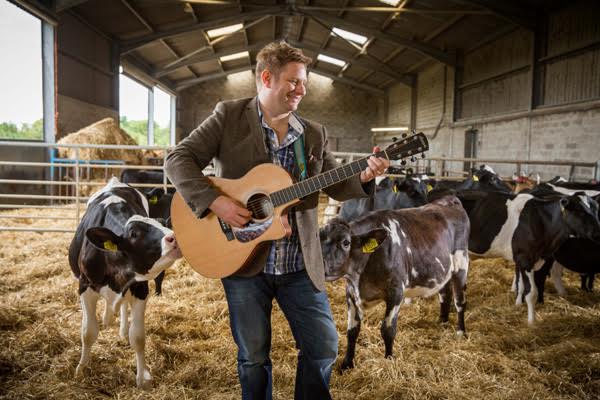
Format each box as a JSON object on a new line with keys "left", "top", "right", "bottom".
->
{"left": 0, "top": 207, "right": 599, "bottom": 399}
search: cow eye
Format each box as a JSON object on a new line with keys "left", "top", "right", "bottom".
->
{"left": 342, "top": 239, "right": 351, "bottom": 248}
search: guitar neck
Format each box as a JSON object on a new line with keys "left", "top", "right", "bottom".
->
{"left": 269, "top": 132, "right": 428, "bottom": 207}
{"left": 270, "top": 152, "right": 383, "bottom": 207}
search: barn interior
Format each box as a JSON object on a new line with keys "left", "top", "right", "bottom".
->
{"left": 1, "top": 0, "right": 600, "bottom": 399}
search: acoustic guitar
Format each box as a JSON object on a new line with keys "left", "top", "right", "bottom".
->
{"left": 170, "top": 132, "right": 429, "bottom": 278}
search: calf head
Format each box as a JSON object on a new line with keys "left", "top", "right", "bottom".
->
{"left": 394, "top": 176, "right": 428, "bottom": 201}
{"left": 472, "top": 165, "right": 512, "bottom": 192}
{"left": 145, "top": 188, "right": 174, "bottom": 220}
{"left": 86, "top": 215, "right": 181, "bottom": 283}
{"left": 319, "top": 218, "right": 388, "bottom": 281}
{"left": 560, "top": 192, "right": 600, "bottom": 242}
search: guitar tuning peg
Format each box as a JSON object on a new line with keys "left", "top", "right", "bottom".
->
{"left": 421, "top": 153, "right": 426, "bottom": 159}
{"left": 400, "top": 160, "right": 407, "bottom": 166}
{"left": 412, "top": 129, "right": 417, "bottom": 135}
{"left": 410, "top": 156, "right": 417, "bottom": 162}
{"left": 401, "top": 133, "right": 408, "bottom": 138}
{"left": 392, "top": 137, "right": 397, "bottom": 142}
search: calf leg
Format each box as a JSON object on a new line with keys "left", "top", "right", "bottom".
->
{"left": 119, "top": 302, "right": 129, "bottom": 341}
{"left": 380, "top": 292, "right": 403, "bottom": 359}
{"left": 438, "top": 283, "right": 452, "bottom": 324}
{"left": 550, "top": 262, "right": 567, "bottom": 297}
{"left": 451, "top": 271, "right": 468, "bottom": 335}
{"left": 341, "top": 293, "right": 362, "bottom": 370}
{"left": 100, "top": 286, "right": 117, "bottom": 327}
{"left": 580, "top": 273, "right": 595, "bottom": 292}
{"left": 519, "top": 268, "right": 538, "bottom": 325}
{"left": 129, "top": 297, "right": 151, "bottom": 389}
{"left": 76, "top": 287, "right": 99, "bottom": 377}
{"left": 154, "top": 271, "right": 165, "bottom": 296}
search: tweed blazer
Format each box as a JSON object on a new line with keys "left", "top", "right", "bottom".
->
{"left": 165, "top": 97, "right": 372, "bottom": 291}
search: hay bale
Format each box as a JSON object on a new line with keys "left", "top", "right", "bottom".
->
{"left": 57, "top": 118, "right": 143, "bottom": 166}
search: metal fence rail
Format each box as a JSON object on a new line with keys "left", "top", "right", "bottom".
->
{"left": 1, "top": 141, "right": 599, "bottom": 233}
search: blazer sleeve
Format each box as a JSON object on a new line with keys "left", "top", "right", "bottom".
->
{"left": 164, "top": 102, "right": 226, "bottom": 217}
{"left": 319, "top": 125, "right": 375, "bottom": 201}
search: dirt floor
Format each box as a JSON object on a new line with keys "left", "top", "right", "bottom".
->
{"left": 0, "top": 207, "right": 599, "bottom": 399}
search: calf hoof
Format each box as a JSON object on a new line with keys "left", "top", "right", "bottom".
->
{"left": 340, "top": 359, "right": 354, "bottom": 371}
{"left": 456, "top": 330, "right": 467, "bottom": 338}
{"left": 137, "top": 370, "right": 152, "bottom": 390}
{"left": 75, "top": 363, "right": 86, "bottom": 377}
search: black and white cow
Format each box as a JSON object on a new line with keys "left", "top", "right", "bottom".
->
{"left": 338, "top": 175, "right": 428, "bottom": 221}
{"left": 428, "top": 165, "right": 512, "bottom": 201}
{"left": 460, "top": 190, "right": 600, "bottom": 324}
{"left": 68, "top": 177, "right": 182, "bottom": 388}
{"left": 525, "top": 184, "right": 600, "bottom": 297}
{"left": 320, "top": 196, "right": 470, "bottom": 369}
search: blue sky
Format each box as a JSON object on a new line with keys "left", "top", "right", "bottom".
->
{"left": 0, "top": 0, "right": 171, "bottom": 128}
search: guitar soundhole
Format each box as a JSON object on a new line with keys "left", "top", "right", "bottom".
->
{"left": 246, "top": 193, "right": 273, "bottom": 221}
{"left": 231, "top": 193, "right": 274, "bottom": 243}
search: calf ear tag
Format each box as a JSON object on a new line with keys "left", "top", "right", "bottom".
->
{"left": 362, "top": 238, "right": 380, "bottom": 253}
{"left": 472, "top": 175, "right": 479, "bottom": 182}
{"left": 103, "top": 240, "right": 118, "bottom": 252}
{"left": 426, "top": 184, "right": 433, "bottom": 192}
{"left": 149, "top": 195, "right": 158, "bottom": 205}
{"left": 392, "top": 185, "right": 398, "bottom": 193}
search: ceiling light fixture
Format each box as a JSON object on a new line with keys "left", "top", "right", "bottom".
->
{"left": 370, "top": 126, "right": 409, "bottom": 132}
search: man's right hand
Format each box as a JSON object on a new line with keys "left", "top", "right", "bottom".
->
{"left": 208, "top": 195, "right": 252, "bottom": 228}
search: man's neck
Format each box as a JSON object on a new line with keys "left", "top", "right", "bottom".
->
{"left": 258, "top": 98, "right": 290, "bottom": 126}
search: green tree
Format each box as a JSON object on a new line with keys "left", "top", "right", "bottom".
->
{"left": 0, "top": 119, "right": 43, "bottom": 140}
{"left": 120, "top": 116, "right": 170, "bottom": 146}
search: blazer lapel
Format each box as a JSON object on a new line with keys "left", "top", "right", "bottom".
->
{"left": 245, "top": 97, "right": 269, "bottom": 160}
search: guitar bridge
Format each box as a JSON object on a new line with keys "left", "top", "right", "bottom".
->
{"left": 218, "top": 217, "right": 235, "bottom": 241}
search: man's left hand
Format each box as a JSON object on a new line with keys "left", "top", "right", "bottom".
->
{"left": 360, "top": 146, "right": 390, "bottom": 183}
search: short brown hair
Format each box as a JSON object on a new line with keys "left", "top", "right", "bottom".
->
{"left": 255, "top": 41, "right": 312, "bottom": 88}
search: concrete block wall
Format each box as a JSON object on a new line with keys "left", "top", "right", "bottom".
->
{"left": 177, "top": 70, "right": 383, "bottom": 153}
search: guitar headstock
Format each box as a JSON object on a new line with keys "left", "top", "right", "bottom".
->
{"left": 381, "top": 132, "right": 429, "bottom": 162}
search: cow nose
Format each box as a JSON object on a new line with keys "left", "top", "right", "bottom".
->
{"left": 165, "top": 233, "right": 177, "bottom": 246}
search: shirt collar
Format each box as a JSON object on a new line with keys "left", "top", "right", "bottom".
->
{"left": 257, "top": 99, "right": 305, "bottom": 136}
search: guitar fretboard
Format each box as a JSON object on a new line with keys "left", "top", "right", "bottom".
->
{"left": 270, "top": 156, "right": 374, "bottom": 207}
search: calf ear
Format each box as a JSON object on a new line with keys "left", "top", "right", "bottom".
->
{"left": 146, "top": 188, "right": 164, "bottom": 205}
{"left": 357, "top": 228, "right": 388, "bottom": 253}
{"left": 86, "top": 227, "right": 123, "bottom": 253}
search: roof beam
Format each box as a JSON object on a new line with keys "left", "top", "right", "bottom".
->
{"left": 288, "top": 39, "right": 414, "bottom": 87}
{"left": 301, "top": 11, "right": 455, "bottom": 66}
{"left": 120, "top": 0, "right": 199, "bottom": 79}
{"left": 120, "top": 6, "right": 286, "bottom": 54}
{"left": 295, "top": 5, "right": 489, "bottom": 14}
{"left": 155, "top": 41, "right": 271, "bottom": 78}
{"left": 175, "top": 64, "right": 256, "bottom": 91}
{"left": 55, "top": 0, "right": 89, "bottom": 12}
{"left": 453, "top": 0, "right": 537, "bottom": 30}
{"left": 309, "top": 68, "right": 385, "bottom": 97}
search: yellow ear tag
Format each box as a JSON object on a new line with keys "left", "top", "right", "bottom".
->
{"left": 149, "top": 195, "right": 158, "bottom": 205}
{"left": 362, "top": 238, "right": 379, "bottom": 253}
{"left": 472, "top": 175, "right": 479, "bottom": 182}
{"left": 426, "top": 184, "right": 433, "bottom": 192}
{"left": 103, "top": 240, "right": 118, "bottom": 252}
{"left": 392, "top": 185, "right": 398, "bottom": 193}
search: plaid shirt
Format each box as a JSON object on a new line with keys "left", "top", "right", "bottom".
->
{"left": 258, "top": 102, "right": 305, "bottom": 275}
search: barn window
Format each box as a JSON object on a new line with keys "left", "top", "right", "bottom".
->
{"left": 0, "top": 1, "right": 54, "bottom": 142}
{"left": 331, "top": 28, "right": 367, "bottom": 45}
{"left": 378, "top": 0, "right": 401, "bottom": 6}
{"left": 317, "top": 54, "right": 347, "bottom": 67}
{"left": 119, "top": 72, "right": 176, "bottom": 146}
{"left": 207, "top": 23, "right": 244, "bottom": 39}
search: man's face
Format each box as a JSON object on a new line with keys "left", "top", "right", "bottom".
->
{"left": 264, "top": 62, "right": 307, "bottom": 113}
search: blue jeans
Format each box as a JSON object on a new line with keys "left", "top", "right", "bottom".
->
{"left": 221, "top": 269, "right": 338, "bottom": 400}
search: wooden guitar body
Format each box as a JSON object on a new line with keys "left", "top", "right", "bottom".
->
{"left": 170, "top": 163, "right": 299, "bottom": 278}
